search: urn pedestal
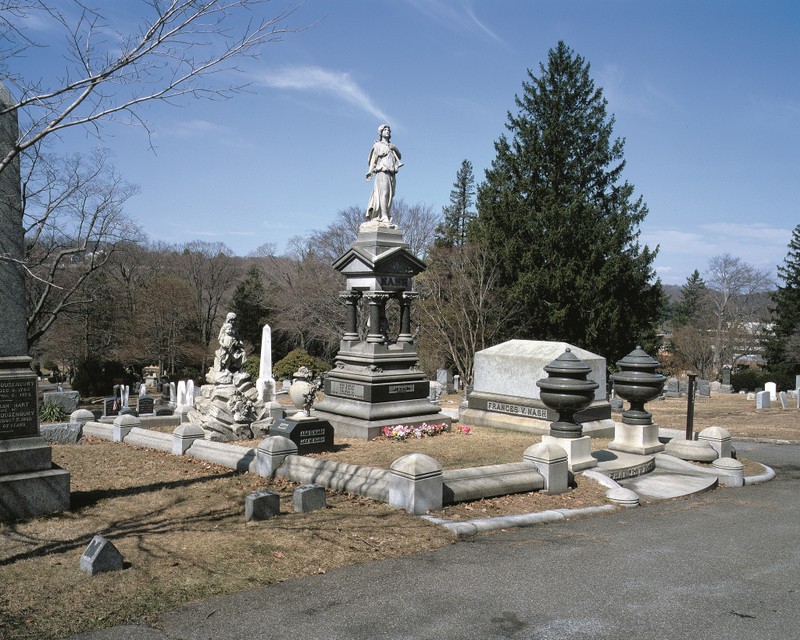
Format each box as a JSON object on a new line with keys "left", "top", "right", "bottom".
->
{"left": 609, "top": 346, "right": 666, "bottom": 455}
{"left": 536, "top": 349, "right": 599, "bottom": 471}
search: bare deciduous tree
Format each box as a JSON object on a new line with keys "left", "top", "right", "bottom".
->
{"left": 0, "top": 0, "right": 301, "bottom": 173}
{"left": 415, "top": 242, "right": 512, "bottom": 383}
{"left": 22, "top": 146, "right": 142, "bottom": 347}
{"left": 704, "top": 253, "right": 773, "bottom": 375}
{"left": 178, "top": 240, "right": 241, "bottom": 349}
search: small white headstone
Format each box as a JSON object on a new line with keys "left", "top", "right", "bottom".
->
{"left": 121, "top": 385, "right": 130, "bottom": 406}
{"left": 139, "top": 383, "right": 147, "bottom": 397}
{"left": 779, "top": 391, "right": 788, "bottom": 410}
{"left": 169, "top": 382, "right": 176, "bottom": 404}
{"left": 186, "top": 380, "right": 195, "bottom": 407}
{"left": 765, "top": 381, "right": 777, "bottom": 400}
{"left": 755, "top": 390, "right": 770, "bottom": 410}
{"left": 177, "top": 380, "right": 187, "bottom": 407}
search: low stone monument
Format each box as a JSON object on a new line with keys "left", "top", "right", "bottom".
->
{"left": 460, "top": 340, "right": 614, "bottom": 437}
{"left": 188, "top": 312, "right": 271, "bottom": 441}
{"left": 269, "top": 367, "right": 334, "bottom": 453}
{"left": 0, "top": 81, "right": 70, "bottom": 520}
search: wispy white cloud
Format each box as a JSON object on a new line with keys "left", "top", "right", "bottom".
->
{"left": 255, "top": 66, "right": 391, "bottom": 123}
{"left": 407, "top": 0, "right": 504, "bottom": 44}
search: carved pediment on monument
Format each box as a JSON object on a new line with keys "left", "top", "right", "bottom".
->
{"left": 334, "top": 246, "right": 426, "bottom": 278}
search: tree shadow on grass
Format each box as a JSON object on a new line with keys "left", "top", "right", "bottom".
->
{"left": 69, "top": 469, "right": 240, "bottom": 510}
{"left": 0, "top": 471, "right": 246, "bottom": 567}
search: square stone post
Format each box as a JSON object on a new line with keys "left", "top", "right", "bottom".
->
{"left": 388, "top": 453, "right": 443, "bottom": 515}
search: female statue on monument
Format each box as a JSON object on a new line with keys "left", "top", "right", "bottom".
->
{"left": 365, "top": 124, "right": 402, "bottom": 224}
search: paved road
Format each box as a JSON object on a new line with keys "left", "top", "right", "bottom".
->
{"left": 73, "top": 442, "right": 800, "bottom": 640}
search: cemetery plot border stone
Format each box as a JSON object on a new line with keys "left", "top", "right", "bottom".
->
{"left": 245, "top": 490, "right": 280, "bottom": 521}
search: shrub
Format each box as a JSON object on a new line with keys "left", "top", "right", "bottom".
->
{"left": 272, "top": 349, "right": 330, "bottom": 381}
{"left": 729, "top": 368, "right": 794, "bottom": 392}
{"left": 39, "top": 401, "right": 67, "bottom": 423}
{"left": 242, "top": 355, "right": 260, "bottom": 381}
{"left": 72, "top": 358, "right": 132, "bottom": 396}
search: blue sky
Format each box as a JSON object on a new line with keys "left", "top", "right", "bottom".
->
{"left": 11, "top": 0, "right": 800, "bottom": 286}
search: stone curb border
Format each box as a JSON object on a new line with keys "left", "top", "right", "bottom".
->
{"left": 422, "top": 504, "right": 617, "bottom": 537}
{"left": 422, "top": 462, "right": 777, "bottom": 537}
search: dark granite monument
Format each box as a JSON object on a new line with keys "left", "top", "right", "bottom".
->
{"left": 313, "top": 227, "right": 450, "bottom": 439}
{"left": 0, "top": 81, "right": 70, "bottom": 521}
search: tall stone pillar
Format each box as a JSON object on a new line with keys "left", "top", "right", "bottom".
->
{"left": 339, "top": 291, "right": 361, "bottom": 341}
{"left": 364, "top": 291, "right": 390, "bottom": 343}
{"left": 0, "top": 81, "right": 70, "bottom": 521}
{"left": 397, "top": 291, "right": 418, "bottom": 343}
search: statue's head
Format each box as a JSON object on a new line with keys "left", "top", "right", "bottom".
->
{"left": 226, "top": 312, "right": 236, "bottom": 323}
{"left": 377, "top": 124, "right": 391, "bottom": 139}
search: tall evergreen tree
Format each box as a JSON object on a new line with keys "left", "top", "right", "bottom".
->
{"left": 230, "top": 264, "right": 271, "bottom": 352}
{"left": 435, "top": 159, "right": 476, "bottom": 248}
{"left": 475, "top": 41, "right": 661, "bottom": 361}
{"left": 672, "top": 269, "right": 707, "bottom": 328}
{"left": 764, "top": 224, "right": 800, "bottom": 378}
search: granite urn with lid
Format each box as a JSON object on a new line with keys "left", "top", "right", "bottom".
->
{"left": 535, "top": 348, "right": 599, "bottom": 439}
{"left": 610, "top": 346, "right": 666, "bottom": 426}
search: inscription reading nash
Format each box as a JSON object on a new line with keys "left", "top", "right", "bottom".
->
{"left": 486, "top": 401, "right": 547, "bottom": 419}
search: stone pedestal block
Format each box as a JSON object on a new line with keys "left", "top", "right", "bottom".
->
{"left": 609, "top": 422, "right": 665, "bottom": 455}
{"left": 112, "top": 414, "right": 140, "bottom": 442}
{"left": 172, "top": 423, "right": 205, "bottom": 455}
{"left": 698, "top": 426, "right": 732, "bottom": 459}
{"left": 388, "top": 453, "right": 442, "bottom": 515}
{"left": 245, "top": 490, "right": 280, "bottom": 521}
{"left": 542, "top": 435, "right": 598, "bottom": 472}
{"left": 523, "top": 442, "right": 568, "bottom": 495}
{"left": 256, "top": 436, "right": 298, "bottom": 477}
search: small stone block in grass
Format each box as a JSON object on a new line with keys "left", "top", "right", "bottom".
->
{"left": 80, "top": 535, "right": 124, "bottom": 576}
{"left": 245, "top": 490, "right": 280, "bottom": 521}
{"left": 293, "top": 484, "right": 327, "bottom": 513}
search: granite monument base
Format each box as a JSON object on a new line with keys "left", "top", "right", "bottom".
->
{"left": 461, "top": 391, "right": 615, "bottom": 438}
{"left": 312, "top": 409, "right": 452, "bottom": 441}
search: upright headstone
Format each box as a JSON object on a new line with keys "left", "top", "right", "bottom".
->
{"left": 0, "top": 81, "right": 69, "bottom": 520}
{"left": 665, "top": 378, "right": 680, "bottom": 398}
{"left": 722, "top": 367, "right": 732, "bottom": 386}
{"left": 697, "top": 379, "right": 711, "bottom": 397}
{"left": 796, "top": 374, "right": 800, "bottom": 391}
{"left": 755, "top": 390, "right": 770, "bottom": 410}
{"left": 176, "top": 380, "right": 187, "bottom": 407}
{"left": 121, "top": 385, "right": 130, "bottom": 408}
{"left": 136, "top": 396, "right": 154, "bottom": 415}
{"left": 169, "top": 382, "right": 176, "bottom": 406}
{"left": 186, "top": 379, "right": 195, "bottom": 408}
{"left": 139, "top": 383, "right": 147, "bottom": 397}
{"left": 765, "top": 381, "right": 777, "bottom": 401}
{"left": 779, "top": 391, "right": 788, "bottom": 410}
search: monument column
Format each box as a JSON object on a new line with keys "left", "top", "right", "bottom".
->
{"left": 339, "top": 290, "right": 361, "bottom": 341}
{"left": 364, "top": 291, "right": 390, "bottom": 344}
{"left": 397, "top": 291, "right": 419, "bottom": 343}
{"left": 0, "top": 81, "right": 70, "bottom": 521}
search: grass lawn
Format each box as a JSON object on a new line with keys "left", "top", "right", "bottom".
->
{"left": 0, "top": 392, "right": 794, "bottom": 639}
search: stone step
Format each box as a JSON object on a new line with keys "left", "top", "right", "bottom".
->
{"left": 619, "top": 471, "right": 718, "bottom": 502}
{"left": 593, "top": 449, "right": 655, "bottom": 481}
